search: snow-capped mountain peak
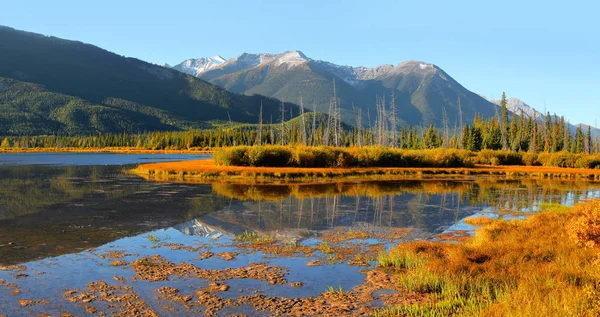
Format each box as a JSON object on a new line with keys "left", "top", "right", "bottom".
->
{"left": 171, "top": 56, "right": 226, "bottom": 77}
{"left": 272, "top": 50, "right": 308, "bottom": 67}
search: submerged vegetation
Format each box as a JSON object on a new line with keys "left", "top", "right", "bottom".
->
{"left": 375, "top": 199, "right": 600, "bottom": 316}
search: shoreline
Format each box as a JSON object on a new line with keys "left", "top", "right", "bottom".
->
{"left": 131, "top": 159, "right": 600, "bottom": 184}
{"left": 0, "top": 147, "right": 214, "bottom": 154}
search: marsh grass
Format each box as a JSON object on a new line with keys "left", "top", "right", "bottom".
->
{"left": 235, "top": 231, "right": 275, "bottom": 244}
{"left": 214, "top": 146, "right": 600, "bottom": 170}
{"left": 463, "top": 216, "right": 496, "bottom": 226}
{"left": 215, "top": 146, "right": 475, "bottom": 168}
{"left": 376, "top": 200, "right": 600, "bottom": 316}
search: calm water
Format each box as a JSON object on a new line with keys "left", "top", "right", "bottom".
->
{"left": 1, "top": 153, "right": 600, "bottom": 316}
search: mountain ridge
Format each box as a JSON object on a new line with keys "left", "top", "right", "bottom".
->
{"left": 169, "top": 51, "right": 499, "bottom": 128}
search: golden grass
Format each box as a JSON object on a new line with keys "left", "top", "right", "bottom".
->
{"left": 131, "top": 159, "right": 600, "bottom": 184}
{"left": 375, "top": 199, "right": 600, "bottom": 316}
{"left": 463, "top": 216, "right": 497, "bottom": 226}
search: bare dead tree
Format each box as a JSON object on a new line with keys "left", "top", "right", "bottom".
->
{"left": 389, "top": 91, "right": 397, "bottom": 148}
{"left": 227, "top": 111, "right": 235, "bottom": 146}
{"left": 280, "top": 101, "right": 285, "bottom": 146}
{"left": 442, "top": 106, "right": 450, "bottom": 148}
{"left": 353, "top": 103, "right": 362, "bottom": 147}
{"left": 290, "top": 107, "right": 295, "bottom": 145}
{"left": 324, "top": 98, "right": 332, "bottom": 146}
{"left": 256, "top": 101, "right": 263, "bottom": 145}
{"left": 332, "top": 78, "right": 340, "bottom": 146}
{"left": 269, "top": 115, "right": 274, "bottom": 145}
{"left": 367, "top": 108, "right": 372, "bottom": 146}
{"left": 299, "top": 96, "right": 307, "bottom": 145}
{"left": 457, "top": 96, "right": 463, "bottom": 149}
{"left": 312, "top": 102, "right": 317, "bottom": 146}
{"left": 375, "top": 95, "right": 387, "bottom": 146}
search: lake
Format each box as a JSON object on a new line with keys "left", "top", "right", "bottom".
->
{"left": 1, "top": 153, "right": 599, "bottom": 316}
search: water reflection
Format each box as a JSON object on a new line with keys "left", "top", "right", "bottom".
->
{"left": 0, "top": 165, "right": 229, "bottom": 265}
{"left": 2, "top": 162, "right": 600, "bottom": 266}
{"left": 202, "top": 180, "right": 600, "bottom": 235}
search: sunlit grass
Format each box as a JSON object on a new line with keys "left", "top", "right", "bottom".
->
{"left": 375, "top": 199, "right": 600, "bottom": 316}
{"left": 235, "top": 230, "right": 274, "bottom": 244}
{"left": 463, "top": 216, "right": 496, "bottom": 226}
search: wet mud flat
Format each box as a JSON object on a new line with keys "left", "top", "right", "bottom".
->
{"left": 0, "top": 224, "right": 439, "bottom": 317}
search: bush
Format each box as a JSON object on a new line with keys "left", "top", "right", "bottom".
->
{"left": 475, "top": 150, "right": 523, "bottom": 166}
{"left": 214, "top": 146, "right": 251, "bottom": 166}
{"left": 521, "top": 153, "right": 539, "bottom": 166}
{"left": 216, "top": 146, "right": 475, "bottom": 168}
{"left": 245, "top": 146, "right": 293, "bottom": 167}
{"left": 536, "top": 152, "right": 600, "bottom": 169}
{"left": 294, "top": 146, "right": 337, "bottom": 167}
{"left": 569, "top": 200, "right": 600, "bottom": 248}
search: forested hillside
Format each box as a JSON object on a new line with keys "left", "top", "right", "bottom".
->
{"left": 0, "top": 26, "right": 302, "bottom": 135}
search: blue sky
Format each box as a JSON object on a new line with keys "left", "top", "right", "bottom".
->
{"left": 2, "top": 0, "right": 599, "bottom": 125}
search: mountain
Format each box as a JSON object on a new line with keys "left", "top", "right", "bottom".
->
{"left": 171, "top": 51, "right": 500, "bottom": 127}
{"left": 0, "top": 26, "right": 301, "bottom": 135}
{"left": 489, "top": 97, "right": 600, "bottom": 138}
{"left": 171, "top": 56, "right": 226, "bottom": 77}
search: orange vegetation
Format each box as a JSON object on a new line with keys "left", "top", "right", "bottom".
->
{"left": 132, "top": 159, "right": 600, "bottom": 184}
{"left": 375, "top": 199, "right": 600, "bottom": 316}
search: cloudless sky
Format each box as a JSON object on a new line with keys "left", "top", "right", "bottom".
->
{"left": 2, "top": 0, "right": 599, "bottom": 125}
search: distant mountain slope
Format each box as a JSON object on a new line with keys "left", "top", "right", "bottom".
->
{"left": 171, "top": 51, "right": 500, "bottom": 127}
{"left": 0, "top": 26, "right": 301, "bottom": 135}
{"left": 489, "top": 97, "right": 600, "bottom": 138}
{"left": 172, "top": 56, "right": 226, "bottom": 77}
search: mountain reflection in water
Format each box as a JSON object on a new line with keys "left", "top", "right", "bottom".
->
{"left": 2, "top": 162, "right": 600, "bottom": 266}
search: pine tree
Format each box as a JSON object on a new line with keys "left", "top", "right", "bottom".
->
{"left": 500, "top": 92, "right": 509, "bottom": 150}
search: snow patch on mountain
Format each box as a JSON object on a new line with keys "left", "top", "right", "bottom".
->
{"left": 172, "top": 56, "right": 226, "bottom": 77}
{"left": 489, "top": 97, "right": 542, "bottom": 119}
{"left": 273, "top": 51, "right": 308, "bottom": 67}
{"left": 170, "top": 52, "right": 442, "bottom": 88}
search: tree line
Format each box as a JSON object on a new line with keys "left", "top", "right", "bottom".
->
{"left": 1, "top": 92, "right": 598, "bottom": 154}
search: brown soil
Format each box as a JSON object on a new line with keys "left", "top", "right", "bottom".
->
{"left": 18, "top": 299, "right": 49, "bottom": 307}
{"left": 204, "top": 282, "right": 230, "bottom": 293}
{"left": 237, "top": 241, "right": 316, "bottom": 258}
{"left": 156, "top": 286, "right": 194, "bottom": 309}
{"left": 65, "top": 281, "right": 159, "bottom": 317}
{"left": 0, "top": 265, "right": 26, "bottom": 271}
{"left": 306, "top": 260, "right": 322, "bottom": 266}
{"left": 197, "top": 251, "right": 214, "bottom": 260}
{"left": 131, "top": 255, "right": 288, "bottom": 285}
{"left": 97, "top": 251, "right": 133, "bottom": 259}
{"left": 153, "top": 243, "right": 205, "bottom": 252}
{"left": 111, "top": 260, "right": 128, "bottom": 267}
{"left": 217, "top": 252, "right": 238, "bottom": 261}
